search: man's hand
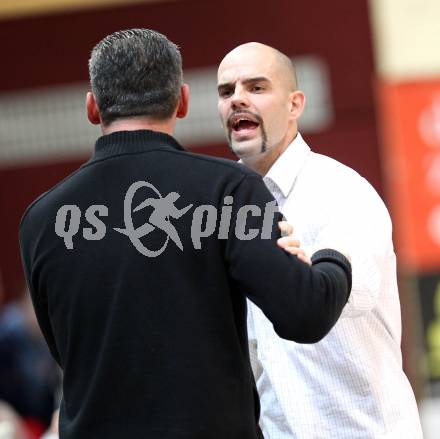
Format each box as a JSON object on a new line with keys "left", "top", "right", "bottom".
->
{"left": 277, "top": 221, "right": 312, "bottom": 265}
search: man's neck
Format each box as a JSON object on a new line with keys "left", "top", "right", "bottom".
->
{"left": 243, "top": 132, "right": 298, "bottom": 176}
{"left": 242, "top": 152, "right": 279, "bottom": 176}
{"left": 102, "top": 117, "right": 176, "bottom": 136}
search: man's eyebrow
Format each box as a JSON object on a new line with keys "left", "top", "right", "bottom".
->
{"left": 242, "top": 76, "right": 270, "bottom": 85}
{"left": 217, "top": 83, "right": 232, "bottom": 92}
{"left": 217, "top": 76, "right": 271, "bottom": 92}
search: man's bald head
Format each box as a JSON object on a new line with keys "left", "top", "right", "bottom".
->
{"left": 217, "top": 41, "right": 305, "bottom": 175}
{"left": 219, "top": 42, "right": 297, "bottom": 91}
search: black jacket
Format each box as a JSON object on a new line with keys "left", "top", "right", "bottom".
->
{"left": 20, "top": 130, "right": 351, "bottom": 439}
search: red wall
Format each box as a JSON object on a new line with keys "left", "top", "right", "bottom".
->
{"left": 0, "top": 0, "right": 379, "bottom": 301}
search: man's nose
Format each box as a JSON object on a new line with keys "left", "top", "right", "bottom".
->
{"left": 231, "top": 88, "right": 249, "bottom": 109}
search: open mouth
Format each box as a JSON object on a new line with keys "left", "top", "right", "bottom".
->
{"left": 228, "top": 113, "right": 260, "bottom": 133}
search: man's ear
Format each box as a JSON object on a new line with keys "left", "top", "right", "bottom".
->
{"left": 289, "top": 90, "right": 306, "bottom": 120}
{"left": 86, "top": 92, "right": 101, "bottom": 125}
{"left": 176, "top": 83, "right": 189, "bottom": 119}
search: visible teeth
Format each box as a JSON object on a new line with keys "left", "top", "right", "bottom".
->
{"left": 234, "top": 118, "right": 249, "bottom": 128}
{"left": 231, "top": 115, "right": 258, "bottom": 130}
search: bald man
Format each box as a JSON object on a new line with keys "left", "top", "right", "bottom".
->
{"left": 217, "top": 43, "right": 423, "bottom": 439}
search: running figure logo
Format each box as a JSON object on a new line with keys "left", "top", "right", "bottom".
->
{"left": 114, "top": 181, "right": 193, "bottom": 257}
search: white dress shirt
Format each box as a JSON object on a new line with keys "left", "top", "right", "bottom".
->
{"left": 248, "top": 133, "right": 423, "bottom": 439}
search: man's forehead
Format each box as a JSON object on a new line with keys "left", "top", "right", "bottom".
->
{"left": 217, "top": 57, "right": 276, "bottom": 84}
{"left": 218, "top": 69, "right": 270, "bottom": 84}
{"left": 218, "top": 44, "right": 280, "bottom": 78}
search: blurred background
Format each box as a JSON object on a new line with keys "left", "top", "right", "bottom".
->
{"left": 0, "top": 0, "right": 439, "bottom": 437}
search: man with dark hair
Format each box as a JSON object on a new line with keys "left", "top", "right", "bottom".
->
{"left": 20, "top": 29, "right": 351, "bottom": 439}
{"left": 217, "top": 42, "right": 423, "bottom": 439}
{"left": 88, "top": 28, "right": 183, "bottom": 123}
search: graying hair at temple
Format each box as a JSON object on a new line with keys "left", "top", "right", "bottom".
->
{"left": 88, "top": 28, "right": 183, "bottom": 125}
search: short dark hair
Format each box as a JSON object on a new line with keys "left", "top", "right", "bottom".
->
{"left": 89, "top": 28, "right": 183, "bottom": 125}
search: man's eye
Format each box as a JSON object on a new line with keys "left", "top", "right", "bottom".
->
{"left": 251, "top": 85, "right": 264, "bottom": 92}
{"left": 219, "top": 89, "right": 233, "bottom": 98}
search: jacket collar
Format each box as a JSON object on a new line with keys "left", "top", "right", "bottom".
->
{"left": 89, "top": 129, "right": 185, "bottom": 163}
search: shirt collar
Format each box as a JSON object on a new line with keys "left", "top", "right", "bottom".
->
{"left": 264, "top": 132, "right": 311, "bottom": 199}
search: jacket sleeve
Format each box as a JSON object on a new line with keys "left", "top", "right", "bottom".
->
{"left": 19, "top": 215, "right": 62, "bottom": 367}
{"left": 225, "top": 175, "right": 352, "bottom": 343}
